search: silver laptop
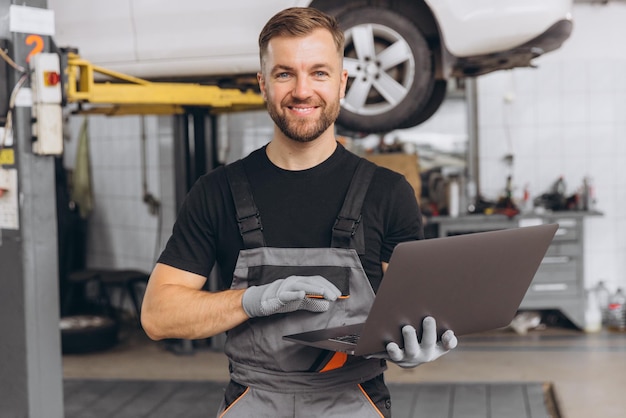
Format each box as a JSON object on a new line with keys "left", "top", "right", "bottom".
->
{"left": 283, "top": 223, "right": 559, "bottom": 356}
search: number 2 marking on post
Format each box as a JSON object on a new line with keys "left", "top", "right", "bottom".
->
{"left": 25, "top": 34, "right": 44, "bottom": 63}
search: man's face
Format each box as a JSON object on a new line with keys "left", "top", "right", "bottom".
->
{"left": 258, "top": 29, "right": 348, "bottom": 143}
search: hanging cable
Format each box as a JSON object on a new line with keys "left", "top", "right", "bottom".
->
{"left": 139, "top": 116, "right": 163, "bottom": 263}
{"left": 1, "top": 46, "right": 30, "bottom": 164}
{"left": 1, "top": 72, "right": 30, "bottom": 160}
{"left": 0, "top": 47, "right": 27, "bottom": 73}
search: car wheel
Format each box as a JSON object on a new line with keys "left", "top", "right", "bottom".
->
{"left": 337, "top": 7, "right": 436, "bottom": 133}
{"left": 396, "top": 79, "right": 448, "bottom": 130}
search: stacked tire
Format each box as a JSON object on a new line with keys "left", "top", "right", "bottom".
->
{"left": 60, "top": 315, "right": 118, "bottom": 354}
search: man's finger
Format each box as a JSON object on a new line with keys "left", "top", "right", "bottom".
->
{"left": 441, "top": 330, "right": 458, "bottom": 350}
{"left": 285, "top": 276, "right": 341, "bottom": 300}
{"left": 401, "top": 325, "right": 419, "bottom": 356}
{"left": 300, "top": 298, "right": 331, "bottom": 312}
{"left": 278, "top": 289, "right": 307, "bottom": 303}
{"left": 385, "top": 342, "right": 404, "bottom": 362}
{"left": 421, "top": 316, "right": 437, "bottom": 347}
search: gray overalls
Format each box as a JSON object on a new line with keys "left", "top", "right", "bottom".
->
{"left": 217, "top": 159, "right": 389, "bottom": 418}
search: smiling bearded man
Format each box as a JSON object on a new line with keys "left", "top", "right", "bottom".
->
{"left": 258, "top": 24, "right": 347, "bottom": 144}
{"left": 141, "top": 8, "right": 456, "bottom": 418}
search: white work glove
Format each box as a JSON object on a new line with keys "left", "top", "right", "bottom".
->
{"left": 241, "top": 275, "right": 341, "bottom": 318}
{"left": 368, "top": 316, "right": 457, "bottom": 368}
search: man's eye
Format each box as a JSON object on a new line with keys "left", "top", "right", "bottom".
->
{"left": 276, "top": 72, "right": 290, "bottom": 79}
{"left": 315, "top": 71, "right": 328, "bottom": 78}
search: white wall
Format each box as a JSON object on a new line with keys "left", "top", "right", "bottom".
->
{"left": 477, "top": 3, "right": 626, "bottom": 292}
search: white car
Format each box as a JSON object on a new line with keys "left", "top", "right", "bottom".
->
{"left": 49, "top": 0, "right": 573, "bottom": 132}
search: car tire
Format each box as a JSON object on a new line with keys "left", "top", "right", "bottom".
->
{"left": 336, "top": 7, "right": 436, "bottom": 133}
{"left": 396, "top": 79, "right": 448, "bottom": 130}
{"left": 60, "top": 315, "right": 119, "bottom": 354}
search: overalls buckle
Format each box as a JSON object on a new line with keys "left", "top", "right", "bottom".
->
{"left": 237, "top": 212, "right": 263, "bottom": 235}
{"left": 333, "top": 215, "right": 362, "bottom": 236}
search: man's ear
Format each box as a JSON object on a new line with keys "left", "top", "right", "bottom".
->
{"left": 339, "top": 69, "right": 348, "bottom": 99}
{"left": 257, "top": 72, "right": 267, "bottom": 100}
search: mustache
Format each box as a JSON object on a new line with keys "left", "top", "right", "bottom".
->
{"left": 283, "top": 98, "right": 323, "bottom": 107}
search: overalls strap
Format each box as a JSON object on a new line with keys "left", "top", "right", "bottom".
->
{"left": 226, "top": 157, "right": 376, "bottom": 252}
{"left": 331, "top": 159, "right": 377, "bottom": 254}
{"left": 225, "top": 160, "right": 266, "bottom": 249}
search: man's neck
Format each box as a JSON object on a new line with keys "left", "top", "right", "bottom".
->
{"left": 266, "top": 129, "right": 338, "bottom": 171}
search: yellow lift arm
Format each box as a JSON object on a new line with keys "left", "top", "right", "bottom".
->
{"left": 63, "top": 52, "right": 265, "bottom": 115}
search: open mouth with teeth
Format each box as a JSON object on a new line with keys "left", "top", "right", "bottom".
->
{"left": 286, "top": 103, "right": 322, "bottom": 117}
{"left": 289, "top": 105, "right": 318, "bottom": 114}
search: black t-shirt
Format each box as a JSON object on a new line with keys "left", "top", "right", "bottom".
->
{"left": 158, "top": 143, "right": 423, "bottom": 292}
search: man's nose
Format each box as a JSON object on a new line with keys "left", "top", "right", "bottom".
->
{"left": 292, "top": 76, "right": 313, "bottom": 99}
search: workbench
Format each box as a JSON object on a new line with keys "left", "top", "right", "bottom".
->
{"left": 426, "top": 211, "right": 603, "bottom": 329}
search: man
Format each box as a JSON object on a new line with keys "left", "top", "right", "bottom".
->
{"left": 141, "top": 7, "right": 457, "bottom": 417}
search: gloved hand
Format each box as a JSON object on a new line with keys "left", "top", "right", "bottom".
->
{"left": 367, "top": 316, "right": 457, "bottom": 368}
{"left": 242, "top": 275, "right": 342, "bottom": 318}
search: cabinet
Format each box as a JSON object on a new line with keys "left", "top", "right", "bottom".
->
{"left": 428, "top": 212, "right": 601, "bottom": 329}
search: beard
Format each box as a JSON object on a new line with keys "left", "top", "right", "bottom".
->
{"left": 266, "top": 96, "right": 341, "bottom": 143}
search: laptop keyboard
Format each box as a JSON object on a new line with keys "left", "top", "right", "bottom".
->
{"left": 329, "top": 333, "right": 360, "bottom": 345}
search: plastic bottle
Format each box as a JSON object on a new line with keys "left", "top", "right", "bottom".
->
{"left": 580, "top": 177, "right": 591, "bottom": 211}
{"left": 448, "top": 176, "right": 460, "bottom": 218}
{"left": 583, "top": 289, "right": 602, "bottom": 333}
{"left": 592, "top": 281, "right": 611, "bottom": 324}
{"left": 521, "top": 183, "right": 531, "bottom": 213}
{"left": 607, "top": 288, "right": 626, "bottom": 332}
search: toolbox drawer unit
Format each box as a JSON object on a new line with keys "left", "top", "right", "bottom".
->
{"left": 429, "top": 212, "right": 602, "bottom": 329}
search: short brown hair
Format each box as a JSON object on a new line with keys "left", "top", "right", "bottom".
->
{"left": 258, "top": 7, "right": 344, "bottom": 67}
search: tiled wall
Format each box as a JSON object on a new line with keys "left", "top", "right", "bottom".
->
{"left": 220, "top": 111, "right": 274, "bottom": 165}
{"left": 476, "top": 3, "right": 626, "bottom": 292}
{"left": 64, "top": 115, "right": 175, "bottom": 274}
{"left": 67, "top": 3, "right": 625, "bottom": 296}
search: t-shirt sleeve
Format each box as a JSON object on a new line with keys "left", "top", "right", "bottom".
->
{"left": 157, "top": 176, "right": 217, "bottom": 278}
{"left": 379, "top": 173, "right": 423, "bottom": 263}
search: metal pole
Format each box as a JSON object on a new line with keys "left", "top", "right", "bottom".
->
{"left": 0, "top": 1, "right": 64, "bottom": 416}
{"left": 465, "top": 77, "right": 480, "bottom": 204}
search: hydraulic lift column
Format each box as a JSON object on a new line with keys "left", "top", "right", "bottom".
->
{"left": 0, "top": 1, "right": 64, "bottom": 417}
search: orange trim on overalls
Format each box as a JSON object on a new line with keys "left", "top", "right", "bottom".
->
{"left": 318, "top": 352, "right": 348, "bottom": 372}
{"left": 358, "top": 384, "right": 385, "bottom": 418}
{"left": 219, "top": 387, "right": 250, "bottom": 418}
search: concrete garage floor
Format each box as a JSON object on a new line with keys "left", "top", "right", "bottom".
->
{"left": 62, "top": 323, "right": 626, "bottom": 418}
